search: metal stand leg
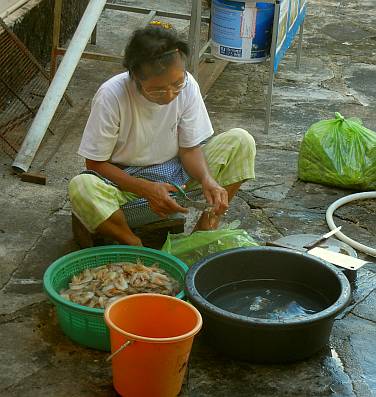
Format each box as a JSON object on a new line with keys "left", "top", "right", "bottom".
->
{"left": 90, "top": 24, "right": 97, "bottom": 45}
{"left": 50, "top": 0, "right": 63, "bottom": 79}
{"left": 188, "top": 0, "right": 202, "bottom": 79}
{"left": 265, "top": 69, "right": 275, "bottom": 135}
{"left": 145, "top": 10, "right": 157, "bottom": 25}
{"left": 264, "top": 0, "right": 280, "bottom": 135}
{"left": 296, "top": 20, "right": 304, "bottom": 69}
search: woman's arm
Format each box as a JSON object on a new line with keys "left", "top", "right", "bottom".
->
{"left": 178, "top": 146, "right": 228, "bottom": 215}
{"left": 86, "top": 159, "right": 187, "bottom": 218}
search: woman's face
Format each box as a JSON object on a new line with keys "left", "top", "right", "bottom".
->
{"left": 136, "top": 56, "right": 186, "bottom": 105}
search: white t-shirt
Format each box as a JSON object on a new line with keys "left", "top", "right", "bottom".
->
{"left": 78, "top": 71, "right": 214, "bottom": 166}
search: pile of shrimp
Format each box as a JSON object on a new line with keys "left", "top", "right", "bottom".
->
{"left": 60, "top": 260, "right": 180, "bottom": 309}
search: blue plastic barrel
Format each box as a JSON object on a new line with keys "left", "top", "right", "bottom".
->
{"left": 211, "top": 0, "right": 275, "bottom": 63}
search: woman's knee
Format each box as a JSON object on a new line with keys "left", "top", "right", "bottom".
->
{"left": 68, "top": 174, "right": 99, "bottom": 204}
{"left": 226, "top": 128, "right": 256, "bottom": 154}
{"left": 69, "top": 174, "right": 85, "bottom": 197}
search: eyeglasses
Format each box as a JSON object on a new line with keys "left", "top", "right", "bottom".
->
{"left": 141, "top": 72, "right": 188, "bottom": 99}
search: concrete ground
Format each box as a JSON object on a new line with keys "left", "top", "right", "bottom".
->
{"left": 1, "top": 0, "right": 376, "bottom": 396}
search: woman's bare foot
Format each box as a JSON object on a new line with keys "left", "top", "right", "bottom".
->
{"left": 193, "top": 210, "right": 220, "bottom": 232}
{"left": 96, "top": 209, "right": 143, "bottom": 245}
{"left": 124, "top": 235, "right": 143, "bottom": 246}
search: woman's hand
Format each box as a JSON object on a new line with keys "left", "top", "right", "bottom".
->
{"left": 178, "top": 146, "right": 228, "bottom": 216}
{"left": 201, "top": 176, "right": 228, "bottom": 215}
{"left": 143, "top": 182, "right": 188, "bottom": 218}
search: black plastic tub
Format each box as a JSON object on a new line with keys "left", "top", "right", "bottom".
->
{"left": 185, "top": 247, "right": 351, "bottom": 363}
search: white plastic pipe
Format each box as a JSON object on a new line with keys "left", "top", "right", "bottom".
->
{"left": 12, "top": 0, "right": 107, "bottom": 173}
{"left": 326, "top": 192, "right": 376, "bottom": 257}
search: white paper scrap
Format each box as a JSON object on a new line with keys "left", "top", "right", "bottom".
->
{"left": 308, "top": 247, "right": 370, "bottom": 270}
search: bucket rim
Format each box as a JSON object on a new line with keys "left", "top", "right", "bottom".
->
{"left": 104, "top": 293, "right": 203, "bottom": 343}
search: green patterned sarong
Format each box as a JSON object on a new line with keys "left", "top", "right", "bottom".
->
{"left": 69, "top": 128, "right": 256, "bottom": 232}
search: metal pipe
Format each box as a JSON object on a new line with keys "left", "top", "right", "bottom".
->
{"left": 105, "top": 3, "right": 210, "bottom": 23}
{"left": 296, "top": 20, "right": 304, "bottom": 69}
{"left": 199, "top": 39, "right": 211, "bottom": 59}
{"left": 50, "top": 0, "right": 63, "bottom": 79}
{"left": 56, "top": 9, "right": 156, "bottom": 65}
{"left": 12, "top": 0, "right": 107, "bottom": 173}
{"left": 188, "top": 0, "right": 202, "bottom": 79}
{"left": 264, "top": 0, "right": 280, "bottom": 135}
{"left": 56, "top": 47, "right": 123, "bottom": 63}
{"left": 145, "top": 10, "right": 157, "bottom": 25}
{"left": 90, "top": 24, "right": 97, "bottom": 45}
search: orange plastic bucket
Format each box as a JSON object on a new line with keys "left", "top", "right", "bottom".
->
{"left": 104, "top": 293, "right": 202, "bottom": 397}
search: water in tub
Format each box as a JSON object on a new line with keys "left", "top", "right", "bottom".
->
{"left": 207, "top": 279, "right": 329, "bottom": 320}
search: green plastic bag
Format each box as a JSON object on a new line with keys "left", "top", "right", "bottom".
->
{"left": 298, "top": 112, "right": 376, "bottom": 190}
{"left": 161, "top": 228, "right": 258, "bottom": 266}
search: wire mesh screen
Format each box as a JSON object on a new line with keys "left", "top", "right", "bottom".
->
{"left": 0, "top": 21, "right": 71, "bottom": 159}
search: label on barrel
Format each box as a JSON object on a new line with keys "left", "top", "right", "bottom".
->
{"left": 220, "top": 46, "right": 242, "bottom": 57}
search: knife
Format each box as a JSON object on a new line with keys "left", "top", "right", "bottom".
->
{"left": 303, "top": 226, "right": 342, "bottom": 249}
{"left": 179, "top": 198, "right": 214, "bottom": 211}
{"left": 170, "top": 182, "right": 214, "bottom": 211}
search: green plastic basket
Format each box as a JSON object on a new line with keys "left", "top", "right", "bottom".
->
{"left": 43, "top": 245, "right": 189, "bottom": 351}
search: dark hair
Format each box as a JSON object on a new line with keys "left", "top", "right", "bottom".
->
{"left": 123, "top": 25, "right": 189, "bottom": 80}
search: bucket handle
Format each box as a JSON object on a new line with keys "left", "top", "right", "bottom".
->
{"left": 106, "top": 340, "right": 134, "bottom": 362}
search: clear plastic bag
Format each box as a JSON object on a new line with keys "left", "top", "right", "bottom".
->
{"left": 161, "top": 228, "right": 258, "bottom": 266}
{"left": 298, "top": 112, "right": 376, "bottom": 190}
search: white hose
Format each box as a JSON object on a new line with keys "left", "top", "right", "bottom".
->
{"left": 326, "top": 192, "right": 376, "bottom": 257}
